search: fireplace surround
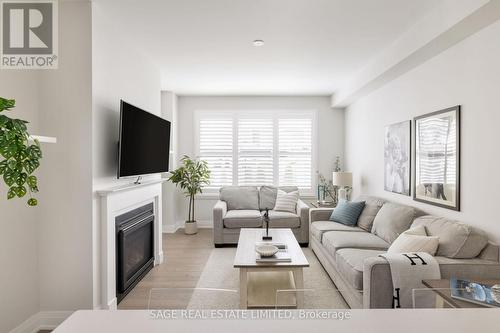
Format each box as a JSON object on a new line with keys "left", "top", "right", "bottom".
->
{"left": 97, "top": 179, "right": 164, "bottom": 309}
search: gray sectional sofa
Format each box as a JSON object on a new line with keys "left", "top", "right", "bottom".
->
{"left": 310, "top": 195, "right": 500, "bottom": 308}
{"left": 213, "top": 186, "right": 309, "bottom": 246}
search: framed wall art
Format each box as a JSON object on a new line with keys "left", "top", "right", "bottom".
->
{"left": 414, "top": 106, "right": 460, "bottom": 210}
{"left": 384, "top": 120, "right": 411, "bottom": 196}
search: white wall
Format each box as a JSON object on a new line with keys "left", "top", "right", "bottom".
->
{"left": 161, "top": 92, "right": 179, "bottom": 231}
{"left": 92, "top": 1, "right": 162, "bottom": 308}
{"left": 37, "top": 1, "right": 93, "bottom": 312}
{"left": 0, "top": 72, "right": 40, "bottom": 333}
{"left": 174, "top": 96, "right": 344, "bottom": 226}
{"left": 0, "top": 2, "right": 93, "bottom": 330}
{"left": 345, "top": 20, "right": 500, "bottom": 244}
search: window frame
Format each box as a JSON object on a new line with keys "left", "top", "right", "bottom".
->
{"left": 194, "top": 109, "right": 318, "bottom": 196}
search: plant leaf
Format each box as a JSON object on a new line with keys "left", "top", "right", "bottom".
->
{"left": 16, "top": 172, "right": 27, "bottom": 186}
{"left": 27, "top": 175, "right": 37, "bottom": 187}
{"left": 16, "top": 185, "right": 26, "bottom": 197}
{"left": 0, "top": 160, "right": 7, "bottom": 175}
{"left": 0, "top": 141, "right": 17, "bottom": 159}
{"left": 7, "top": 158, "right": 17, "bottom": 170}
{"left": 3, "top": 168, "right": 18, "bottom": 187}
{"left": 12, "top": 119, "right": 27, "bottom": 131}
{"left": 7, "top": 187, "right": 17, "bottom": 199}
{"left": 27, "top": 144, "right": 42, "bottom": 159}
{"left": 0, "top": 98, "right": 15, "bottom": 112}
{"left": 24, "top": 159, "right": 40, "bottom": 173}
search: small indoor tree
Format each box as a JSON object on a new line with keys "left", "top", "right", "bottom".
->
{"left": 0, "top": 97, "right": 42, "bottom": 206}
{"left": 168, "top": 155, "right": 210, "bottom": 234}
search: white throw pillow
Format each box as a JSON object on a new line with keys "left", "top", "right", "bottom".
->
{"left": 387, "top": 225, "right": 439, "bottom": 256}
{"left": 273, "top": 190, "right": 299, "bottom": 213}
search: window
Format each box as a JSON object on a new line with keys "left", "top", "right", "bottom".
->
{"left": 196, "top": 110, "right": 316, "bottom": 193}
{"left": 198, "top": 118, "right": 233, "bottom": 188}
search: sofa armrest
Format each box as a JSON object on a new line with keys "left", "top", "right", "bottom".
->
{"left": 362, "top": 255, "right": 500, "bottom": 309}
{"left": 213, "top": 200, "right": 227, "bottom": 245}
{"left": 309, "top": 207, "right": 334, "bottom": 223}
{"left": 297, "top": 199, "right": 309, "bottom": 223}
{"left": 362, "top": 257, "right": 394, "bottom": 309}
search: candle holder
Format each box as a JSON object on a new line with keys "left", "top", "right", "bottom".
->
{"left": 262, "top": 208, "right": 272, "bottom": 240}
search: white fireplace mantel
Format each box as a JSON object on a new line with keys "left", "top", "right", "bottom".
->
{"left": 97, "top": 179, "right": 165, "bottom": 309}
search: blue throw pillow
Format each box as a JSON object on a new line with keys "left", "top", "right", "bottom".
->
{"left": 329, "top": 200, "right": 366, "bottom": 226}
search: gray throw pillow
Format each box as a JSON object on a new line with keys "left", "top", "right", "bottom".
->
{"left": 355, "top": 195, "right": 385, "bottom": 231}
{"left": 411, "top": 216, "right": 489, "bottom": 258}
{"left": 220, "top": 186, "right": 259, "bottom": 210}
{"left": 259, "top": 186, "right": 278, "bottom": 210}
{"left": 371, "top": 202, "right": 417, "bottom": 244}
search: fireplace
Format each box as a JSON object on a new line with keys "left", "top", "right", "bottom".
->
{"left": 115, "top": 202, "right": 155, "bottom": 303}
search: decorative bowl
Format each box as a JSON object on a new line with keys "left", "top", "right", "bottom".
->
{"left": 256, "top": 244, "right": 279, "bottom": 257}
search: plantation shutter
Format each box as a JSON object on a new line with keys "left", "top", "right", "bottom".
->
{"left": 237, "top": 118, "right": 274, "bottom": 186}
{"left": 278, "top": 118, "right": 313, "bottom": 189}
{"left": 198, "top": 118, "right": 233, "bottom": 188}
{"left": 196, "top": 110, "right": 315, "bottom": 193}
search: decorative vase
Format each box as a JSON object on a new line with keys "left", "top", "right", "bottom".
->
{"left": 184, "top": 221, "right": 198, "bottom": 235}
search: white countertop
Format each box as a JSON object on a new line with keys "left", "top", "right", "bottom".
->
{"left": 54, "top": 309, "right": 499, "bottom": 333}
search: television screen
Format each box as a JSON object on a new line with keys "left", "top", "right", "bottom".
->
{"left": 118, "top": 100, "right": 171, "bottom": 178}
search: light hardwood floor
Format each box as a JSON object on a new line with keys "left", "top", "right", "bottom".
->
{"left": 118, "top": 229, "right": 214, "bottom": 309}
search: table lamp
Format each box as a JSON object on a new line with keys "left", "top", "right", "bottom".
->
{"left": 332, "top": 172, "right": 352, "bottom": 201}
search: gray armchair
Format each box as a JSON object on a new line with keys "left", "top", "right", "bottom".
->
{"left": 213, "top": 186, "right": 309, "bottom": 247}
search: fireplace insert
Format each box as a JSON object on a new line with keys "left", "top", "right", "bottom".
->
{"left": 116, "top": 203, "right": 154, "bottom": 303}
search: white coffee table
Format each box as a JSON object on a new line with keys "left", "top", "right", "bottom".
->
{"left": 233, "top": 228, "right": 309, "bottom": 309}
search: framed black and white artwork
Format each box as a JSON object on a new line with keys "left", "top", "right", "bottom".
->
{"left": 384, "top": 120, "right": 411, "bottom": 196}
{"left": 414, "top": 106, "right": 460, "bottom": 210}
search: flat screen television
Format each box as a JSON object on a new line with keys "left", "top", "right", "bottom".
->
{"left": 118, "top": 100, "right": 171, "bottom": 178}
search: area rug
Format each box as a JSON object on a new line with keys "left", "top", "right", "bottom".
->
{"left": 187, "top": 247, "right": 349, "bottom": 309}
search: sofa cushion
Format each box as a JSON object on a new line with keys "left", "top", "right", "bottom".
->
{"left": 223, "top": 210, "right": 262, "bottom": 228}
{"left": 371, "top": 202, "right": 419, "bottom": 244}
{"left": 220, "top": 186, "right": 259, "bottom": 210}
{"left": 336, "top": 249, "right": 386, "bottom": 290}
{"left": 411, "top": 216, "right": 489, "bottom": 259}
{"left": 263, "top": 210, "right": 300, "bottom": 228}
{"left": 310, "top": 221, "right": 364, "bottom": 242}
{"left": 322, "top": 231, "right": 390, "bottom": 256}
{"left": 355, "top": 195, "right": 385, "bottom": 232}
{"left": 329, "top": 200, "right": 365, "bottom": 226}
{"left": 259, "top": 186, "right": 298, "bottom": 210}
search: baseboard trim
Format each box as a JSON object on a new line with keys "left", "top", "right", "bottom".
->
{"left": 163, "top": 220, "right": 213, "bottom": 233}
{"left": 10, "top": 311, "right": 73, "bottom": 333}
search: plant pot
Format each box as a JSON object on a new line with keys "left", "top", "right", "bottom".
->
{"left": 184, "top": 221, "right": 198, "bottom": 235}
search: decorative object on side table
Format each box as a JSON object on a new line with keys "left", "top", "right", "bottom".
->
{"left": 262, "top": 208, "right": 272, "bottom": 240}
{"left": 414, "top": 106, "right": 460, "bottom": 210}
{"left": 332, "top": 171, "right": 352, "bottom": 201}
{"left": 0, "top": 97, "right": 42, "bottom": 206}
{"left": 168, "top": 155, "right": 211, "bottom": 234}
{"left": 384, "top": 120, "right": 411, "bottom": 196}
{"left": 316, "top": 156, "right": 341, "bottom": 206}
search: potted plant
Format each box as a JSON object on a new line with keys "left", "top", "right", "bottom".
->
{"left": 168, "top": 155, "right": 210, "bottom": 234}
{"left": 0, "top": 97, "right": 42, "bottom": 206}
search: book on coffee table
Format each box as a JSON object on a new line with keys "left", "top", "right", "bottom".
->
{"left": 256, "top": 250, "right": 292, "bottom": 263}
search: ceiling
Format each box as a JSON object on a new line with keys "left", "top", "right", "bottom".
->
{"left": 94, "top": 0, "right": 443, "bottom": 95}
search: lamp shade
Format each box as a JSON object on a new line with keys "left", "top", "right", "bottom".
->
{"left": 332, "top": 172, "right": 352, "bottom": 187}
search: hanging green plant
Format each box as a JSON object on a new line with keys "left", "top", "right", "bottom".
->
{"left": 0, "top": 97, "right": 42, "bottom": 206}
